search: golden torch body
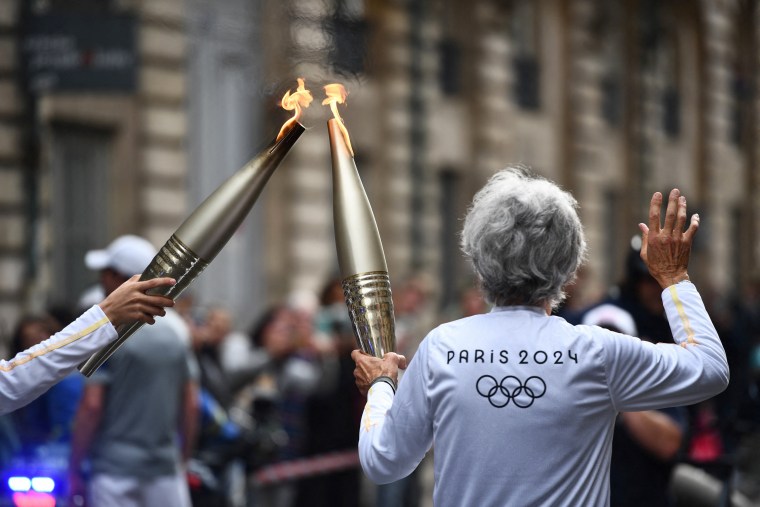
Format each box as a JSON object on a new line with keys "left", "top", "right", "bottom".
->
{"left": 328, "top": 119, "right": 396, "bottom": 357}
{"left": 79, "top": 122, "right": 305, "bottom": 376}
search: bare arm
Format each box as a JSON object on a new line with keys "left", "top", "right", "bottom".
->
{"left": 179, "top": 381, "right": 200, "bottom": 463}
{"left": 69, "top": 384, "right": 106, "bottom": 505}
{"left": 70, "top": 385, "right": 105, "bottom": 470}
{"left": 620, "top": 411, "right": 683, "bottom": 460}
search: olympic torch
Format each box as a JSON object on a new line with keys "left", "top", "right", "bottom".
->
{"left": 324, "top": 84, "right": 396, "bottom": 357}
{"left": 79, "top": 79, "right": 313, "bottom": 376}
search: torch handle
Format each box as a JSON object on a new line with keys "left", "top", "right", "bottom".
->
{"left": 78, "top": 235, "right": 209, "bottom": 377}
{"left": 342, "top": 271, "right": 396, "bottom": 357}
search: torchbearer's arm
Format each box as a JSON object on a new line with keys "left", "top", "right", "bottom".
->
{"left": 356, "top": 340, "right": 431, "bottom": 484}
{"left": 0, "top": 276, "right": 175, "bottom": 414}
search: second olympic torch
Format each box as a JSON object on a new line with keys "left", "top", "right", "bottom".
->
{"left": 324, "top": 84, "right": 396, "bottom": 357}
{"left": 79, "top": 79, "right": 313, "bottom": 376}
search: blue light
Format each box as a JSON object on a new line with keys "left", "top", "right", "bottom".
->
{"left": 31, "top": 477, "right": 55, "bottom": 493}
{"left": 7, "top": 476, "right": 31, "bottom": 492}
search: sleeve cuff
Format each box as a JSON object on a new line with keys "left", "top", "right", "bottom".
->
{"left": 368, "top": 379, "right": 396, "bottom": 397}
{"left": 370, "top": 376, "right": 397, "bottom": 394}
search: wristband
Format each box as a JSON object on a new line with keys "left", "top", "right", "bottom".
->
{"left": 370, "top": 375, "right": 397, "bottom": 394}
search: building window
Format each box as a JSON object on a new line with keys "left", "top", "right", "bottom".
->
{"left": 512, "top": 56, "right": 540, "bottom": 110}
{"left": 591, "top": 1, "right": 624, "bottom": 127}
{"left": 604, "top": 189, "right": 625, "bottom": 287}
{"left": 438, "top": 170, "right": 461, "bottom": 311}
{"left": 439, "top": 38, "right": 461, "bottom": 96}
{"left": 51, "top": 126, "right": 111, "bottom": 304}
{"left": 641, "top": 1, "right": 681, "bottom": 139}
{"left": 730, "top": 1, "right": 756, "bottom": 147}
{"left": 438, "top": 2, "right": 467, "bottom": 97}
{"left": 328, "top": 0, "right": 368, "bottom": 76}
{"left": 600, "top": 75, "right": 622, "bottom": 126}
{"left": 47, "top": 0, "right": 116, "bottom": 12}
{"left": 658, "top": 34, "right": 680, "bottom": 138}
{"left": 662, "top": 84, "right": 680, "bottom": 137}
{"left": 510, "top": 2, "right": 540, "bottom": 110}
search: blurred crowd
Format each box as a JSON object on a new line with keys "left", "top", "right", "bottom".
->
{"left": 555, "top": 238, "right": 760, "bottom": 507}
{"left": 0, "top": 268, "right": 469, "bottom": 507}
{"left": 2, "top": 238, "right": 760, "bottom": 507}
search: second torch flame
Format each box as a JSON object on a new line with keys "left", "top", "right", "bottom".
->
{"left": 323, "top": 83, "right": 396, "bottom": 357}
{"left": 322, "top": 84, "right": 354, "bottom": 156}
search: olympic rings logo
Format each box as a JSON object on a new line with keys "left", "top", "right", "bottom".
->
{"left": 476, "top": 375, "right": 547, "bottom": 408}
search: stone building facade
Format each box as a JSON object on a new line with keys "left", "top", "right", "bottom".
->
{"left": 0, "top": 0, "right": 190, "bottom": 340}
{"left": 0, "top": 0, "right": 757, "bottom": 343}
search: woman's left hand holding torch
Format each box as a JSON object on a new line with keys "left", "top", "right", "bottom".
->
{"left": 99, "top": 275, "right": 177, "bottom": 328}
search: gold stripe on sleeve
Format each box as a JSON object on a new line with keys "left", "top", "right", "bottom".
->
{"left": 362, "top": 403, "right": 376, "bottom": 432}
{"left": 362, "top": 385, "right": 387, "bottom": 432}
{"left": 0, "top": 317, "right": 110, "bottom": 372}
{"left": 668, "top": 285, "right": 697, "bottom": 346}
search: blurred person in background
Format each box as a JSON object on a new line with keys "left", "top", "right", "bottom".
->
{"left": 731, "top": 276, "right": 760, "bottom": 424}
{"left": 10, "top": 313, "right": 84, "bottom": 449}
{"left": 77, "top": 284, "right": 106, "bottom": 314}
{"left": 246, "top": 303, "right": 322, "bottom": 507}
{"left": 216, "top": 304, "right": 269, "bottom": 384}
{"left": 350, "top": 167, "right": 728, "bottom": 506}
{"left": 553, "top": 265, "right": 594, "bottom": 324}
{"left": 192, "top": 306, "right": 240, "bottom": 409}
{"left": 581, "top": 304, "right": 687, "bottom": 507}
{"left": 294, "top": 278, "right": 364, "bottom": 507}
{"left": 69, "top": 235, "right": 199, "bottom": 507}
{"left": 727, "top": 275, "right": 760, "bottom": 501}
{"left": 311, "top": 278, "right": 348, "bottom": 354}
{"left": 458, "top": 285, "right": 489, "bottom": 318}
{"left": 442, "top": 282, "right": 490, "bottom": 323}
{"left": 0, "top": 274, "right": 178, "bottom": 500}
{"left": 393, "top": 275, "right": 434, "bottom": 363}
{"left": 612, "top": 236, "right": 673, "bottom": 342}
{"left": 608, "top": 240, "right": 749, "bottom": 504}
{"left": 1, "top": 274, "right": 177, "bottom": 417}
{"left": 184, "top": 304, "right": 256, "bottom": 507}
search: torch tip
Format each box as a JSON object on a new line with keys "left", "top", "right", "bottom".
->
{"left": 327, "top": 118, "right": 354, "bottom": 158}
{"left": 271, "top": 121, "right": 306, "bottom": 153}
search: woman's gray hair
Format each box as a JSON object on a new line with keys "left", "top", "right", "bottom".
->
{"left": 461, "top": 165, "right": 587, "bottom": 309}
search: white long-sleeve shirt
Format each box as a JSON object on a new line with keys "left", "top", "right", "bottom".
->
{"left": 359, "top": 281, "right": 729, "bottom": 506}
{"left": 0, "top": 305, "right": 116, "bottom": 415}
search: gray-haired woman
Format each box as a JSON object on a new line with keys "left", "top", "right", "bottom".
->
{"left": 351, "top": 166, "right": 728, "bottom": 507}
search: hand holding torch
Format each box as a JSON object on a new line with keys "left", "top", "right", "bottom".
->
{"left": 324, "top": 84, "right": 396, "bottom": 357}
{"left": 79, "top": 79, "right": 313, "bottom": 376}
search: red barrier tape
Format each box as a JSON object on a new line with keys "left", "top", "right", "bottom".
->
{"left": 253, "top": 449, "right": 360, "bottom": 485}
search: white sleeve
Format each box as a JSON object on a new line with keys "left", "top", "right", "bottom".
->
{"left": 0, "top": 305, "right": 117, "bottom": 415}
{"left": 602, "top": 281, "right": 730, "bottom": 411}
{"left": 358, "top": 338, "right": 434, "bottom": 484}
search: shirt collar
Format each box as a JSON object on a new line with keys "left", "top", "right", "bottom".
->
{"left": 490, "top": 305, "right": 547, "bottom": 316}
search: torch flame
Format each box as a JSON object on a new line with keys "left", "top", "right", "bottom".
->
{"left": 322, "top": 83, "right": 354, "bottom": 156}
{"left": 277, "top": 78, "right": 313, "bottom": 141}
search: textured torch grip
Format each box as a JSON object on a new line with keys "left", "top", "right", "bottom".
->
{"left": 140, "top": 234, "right": 210, "bottom": 297}
{"left": 342, "top": 271, "right": 396, "bottom": 358}
{"left": 78, "top": 235, "right": 209, "bottom": 377}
